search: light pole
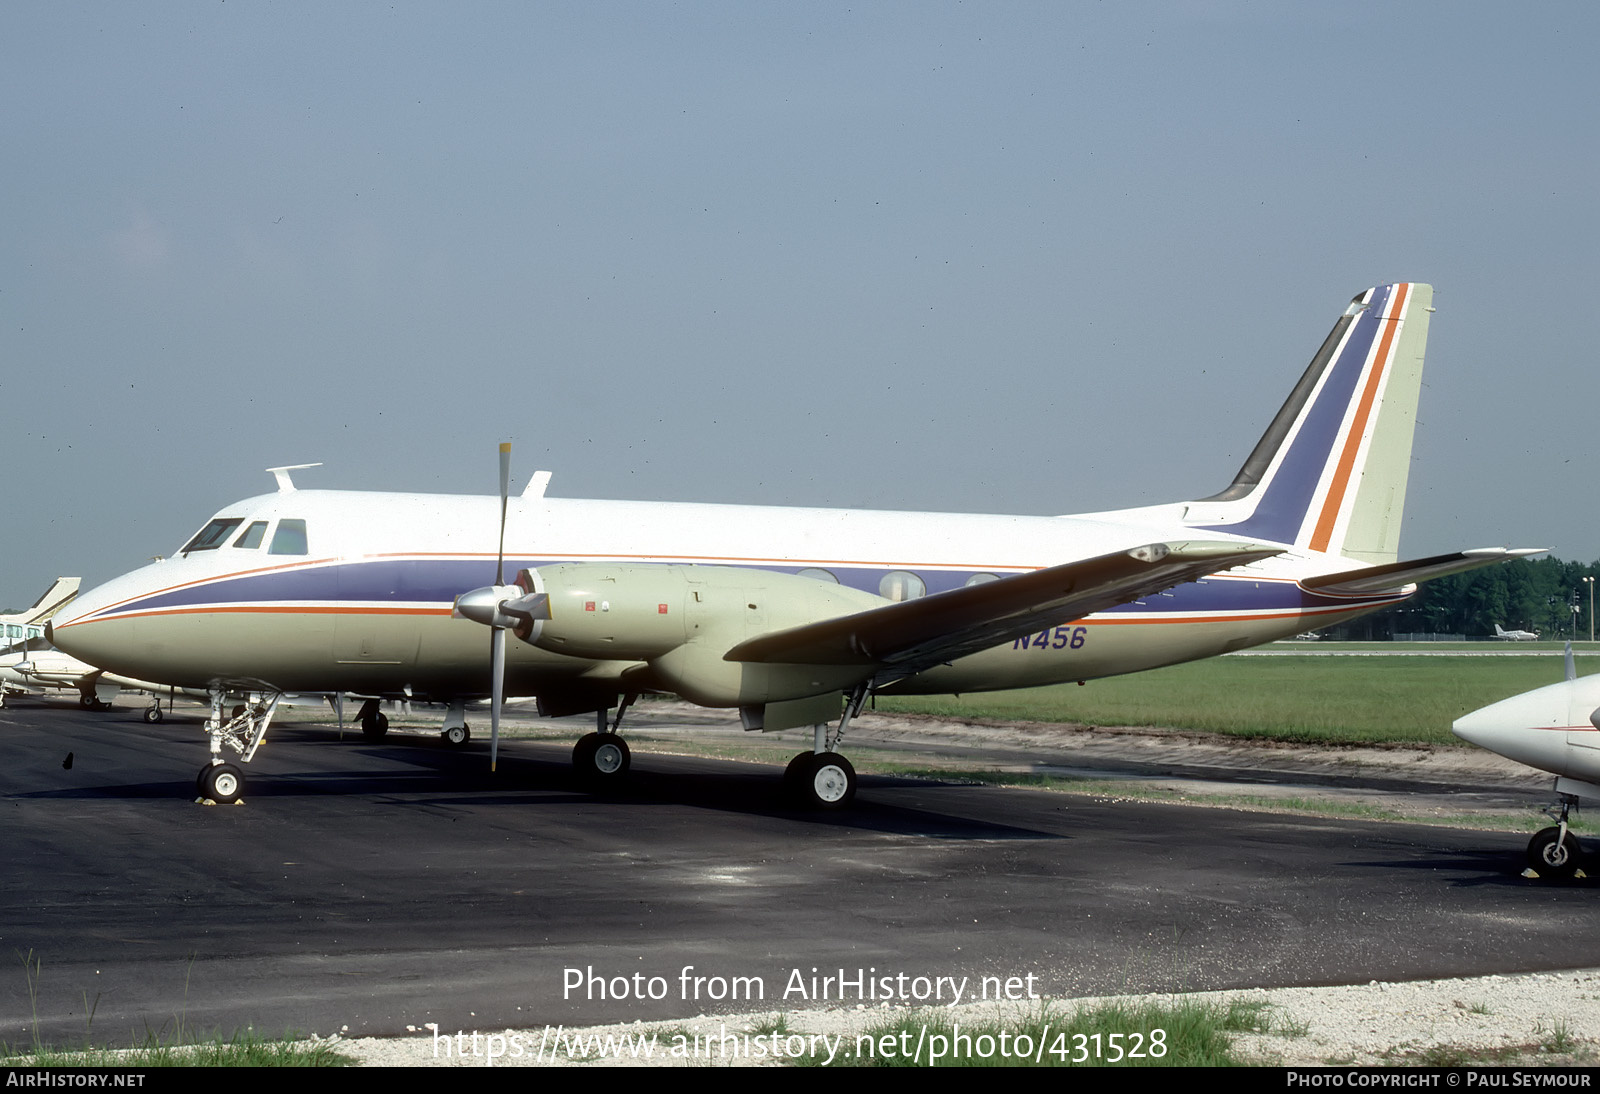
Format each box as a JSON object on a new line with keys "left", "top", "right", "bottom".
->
{"left": 1586, "top": 576, "right": 1595, "bottom": 644}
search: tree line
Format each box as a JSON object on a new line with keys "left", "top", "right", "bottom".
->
{"left": 1327, "top": 556, "right": 1600, "bottom": 641}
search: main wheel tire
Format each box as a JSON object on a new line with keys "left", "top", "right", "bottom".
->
{"left": 1528, "top": 826, "right": 1582, "bottom": 879}
{"left": 573, "top": 732, "right": 631, "bottom": 783}
{"left": 143, "top": 707, "right": 164, "bottom": 724}
{"left": 80, "top": 693, "right": 96, "bottom": 709}
{"left": 792, "top": 752, "right": 857, "bottom": 810}
{"left": 784, "top": 751, "right": 816, "bottom": 798}
{"left": 441, "top": 723, "right": 471, "bottom": 748}
{"left": 361, "top": 711, "right": 389, "bottom": 741}
{"left": 200, "top": 762, "right": 244, "bottom": 805}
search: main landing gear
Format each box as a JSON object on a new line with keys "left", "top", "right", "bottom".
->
{"left": 356, "top": 698, "right": 389, "bottom": 741}
{"left": 783, "top": 686, "right": 866, "bottom": 811}
{"left": 143, "top": 687, "right": 176, "bottom": 724}
{"left": 194, "top": 689, "right": 282, "bottom": 805}
{"left": 555, "top": 687, "right": 867, "bottom": 810}
{"left": 1527, "top": 794, "right": 1585, "bottom": 880}
{"left": 439, "top": 700, "right": 472, "bottom": 748}
{"left": 572, "top": 695, "right": 635, "bottom": 785}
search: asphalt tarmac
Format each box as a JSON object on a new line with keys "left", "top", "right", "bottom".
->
{"left": 3, "top": 699, "right": 1596, "bottom": 1049}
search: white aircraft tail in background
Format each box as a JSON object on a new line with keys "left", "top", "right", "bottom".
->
{"left": 2, "top": 577, "right": 80, "bottom": 654}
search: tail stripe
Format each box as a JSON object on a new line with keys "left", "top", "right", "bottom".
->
{"left": 1308, "top": 282, "right": 1410, "bottom": 552}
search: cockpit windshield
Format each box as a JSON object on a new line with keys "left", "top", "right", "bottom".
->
{"left": 181, "top": 518, "right": 243, "bottom": 555}
{"left": 269, "top": 519, "right": 308, "bottom": 555}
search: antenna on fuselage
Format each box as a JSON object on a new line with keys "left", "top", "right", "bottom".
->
{"left": 266, "top": 463, "right": 323, "bottom": 493}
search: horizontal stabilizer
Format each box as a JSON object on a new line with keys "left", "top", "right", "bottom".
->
{"left": 725, "top": 540, "right": 1281, "bottom": 676}
{"left": 1300, "top": 547, "right": 1545, "bottom": 596}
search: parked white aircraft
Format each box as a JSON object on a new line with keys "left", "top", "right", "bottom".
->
{"left": 2, "top": 577, "right": 79, "bottom": 653}
{"left": 50, "top": 283, "right": 1538, "bottom": 808}
{"left": 1494, "top": 623, "right": 1540, "bottom": 641}
{"left": 1453, "top": 646, "right": 1600, "bottom": 878}
{"left": 0, "top": 646, "right": 189, "bottom": 718}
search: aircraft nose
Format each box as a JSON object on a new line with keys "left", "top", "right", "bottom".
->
{"left": 1451, "top": 707, "right": 1511, "bottom": 750}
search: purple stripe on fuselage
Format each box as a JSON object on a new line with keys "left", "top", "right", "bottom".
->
{"left": 91, "top": 558, "right": 1396, "bottom": 620}
{"left": 1198, "top": 285, "right": 1393, "bottom": 543}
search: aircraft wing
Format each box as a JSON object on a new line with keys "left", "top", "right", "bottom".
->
{"left": 724, "top": 540, "right": 1281, "bottom": 677}
{"left": 1301, "top": 547, "right": 1545, "bottom": 596}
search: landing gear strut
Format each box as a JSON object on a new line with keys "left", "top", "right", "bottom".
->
{"left": 1528, "top": 794, "right": 1584, "bottom": 879}
{"left": 194, "top": 689, "right": 281, "bottom": 805}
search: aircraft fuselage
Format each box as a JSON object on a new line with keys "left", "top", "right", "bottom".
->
{"left": 50, "top": 488, "right": 1400, "bottom": 702}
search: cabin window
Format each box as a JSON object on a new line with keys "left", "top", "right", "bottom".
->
{"left": 233, "top": 521, "right": 268, "bottom": 550}
{"left": 795, "top": 568, "right": 839, "bottom": 584}
{"left": 269, "top": 519, "right": 308, "bottom": 555}
{"left": 879, "top": 571, "right": 926, "bottom": 602}
{"left": 181, "top": 518, "right": 243, "bottom": 555}
{"left": 965, "top": 573, "right": 999, "bottom": 586}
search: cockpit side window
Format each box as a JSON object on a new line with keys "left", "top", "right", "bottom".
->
{"left": 233, "top": 521, "right": 269, "bottom": 550}
{"left": 268, "top": 519, "right": 308, "bottom": 555}
{"left": 181, "top": 518, "right": 243, "bottom": 555}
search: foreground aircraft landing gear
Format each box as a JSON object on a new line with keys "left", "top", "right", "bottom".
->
{"left": 1527, "top": 795, "right": 1584, "bottom": 880}
{"left": 143, "top": 706, "right": 164, "bottom": 724}
{"left": 1528, "top": 828, "right": 1582, "bottom": 879}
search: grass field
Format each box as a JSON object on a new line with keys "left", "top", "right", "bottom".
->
{"left": 877, "top": 653, "right": 1600, "bottom": 746}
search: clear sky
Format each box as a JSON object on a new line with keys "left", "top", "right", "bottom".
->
{"left": 3, "top": 2, "right": 1596, "bottom": 611}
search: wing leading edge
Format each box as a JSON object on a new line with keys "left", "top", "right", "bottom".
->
{"left": 723, "top": 540, "right": 1283, "bottom": 677}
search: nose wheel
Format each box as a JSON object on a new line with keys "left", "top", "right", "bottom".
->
{"left": 1528, "top": 826, "right": 1583, "bottom": 879}
{"left": 197, "top": 762, "right": 245, "bottom": 805}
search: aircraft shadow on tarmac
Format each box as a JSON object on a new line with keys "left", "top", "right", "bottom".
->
{"left": 16, "top": 714, "right": 1063, "bottom": 842}
{"left": 1343, "top": 848, "right": 1600, "bottom": 889}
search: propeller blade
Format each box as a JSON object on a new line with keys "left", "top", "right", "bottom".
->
{"left": 490, "top": 625, "right": 505, "bottom": 772}
{"left": 496, "top": 442, "right": 511, "bottom": 586}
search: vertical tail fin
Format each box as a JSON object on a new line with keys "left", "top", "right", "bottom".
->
{"left": 1187, "top": 283, "right": 1431, "bottom": 562}
{"left": 1, "top": 577, "right": 81, "bottom": 626}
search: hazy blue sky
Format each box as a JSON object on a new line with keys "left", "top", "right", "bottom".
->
{"left": 4, "top": 2, "right": 1596, "bottom": 611}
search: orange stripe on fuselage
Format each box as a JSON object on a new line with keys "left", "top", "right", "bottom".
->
{"left": 1308, "top": 282, "right": 1409, "bottom": 553}
{"left": 77, "top": 605, "right": 456, "bottom": 624}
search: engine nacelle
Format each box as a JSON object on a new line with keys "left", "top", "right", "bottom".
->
{"left": 516, "top": 563, "right": 887, "bottom": 707}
